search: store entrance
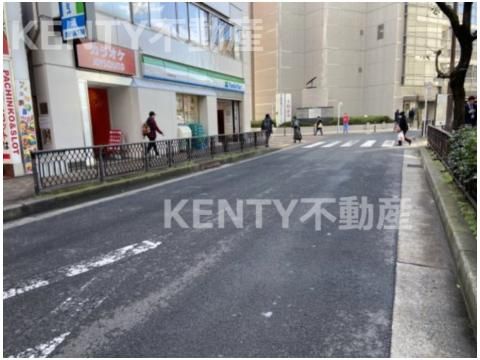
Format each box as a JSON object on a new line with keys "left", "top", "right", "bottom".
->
{"left": 88, "top": 88, "right": 111, "bottom": 146}
{"left": 217, "top": 99, "right": 240, "bottom": 135}
{"left": 217, "top": 110, "right": 225, "bottom": 134}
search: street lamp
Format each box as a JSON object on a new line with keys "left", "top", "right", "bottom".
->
{"left": 337, "top": 101, "right": 343, "bottom": 134}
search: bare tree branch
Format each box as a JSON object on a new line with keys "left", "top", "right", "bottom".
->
{"left": 436, "top": 2, "right": 461, "bottom": 35}
{"left": 434, "top": 50, "right": 452, "bottom": 79}
{"left": 462, "top": 2, "right": 472, "bottom": 29}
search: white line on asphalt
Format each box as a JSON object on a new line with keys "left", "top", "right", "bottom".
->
{"left": 322, "top": 141, "right": 341, "bottom": 148}
{"left": 4, "top": 146, "right": 297, "bottom": 230}
{"left": 12, "top": 332, "right": 71, "bottom": 358}
{"left": 3, "top": 240, "right": 162, "bottom": 300}
{"left": 360, "top": 140, "right": 376, "bottom": 147}
{"left": 382, "top": 140, "right": 395, "bottom": 147}
{"left": 303, "top": 141, "right": 326, "bottom": 149}
{"left": 340, "top": 140, "right": 359, "bottom": 147}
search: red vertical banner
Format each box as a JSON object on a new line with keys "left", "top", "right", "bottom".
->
{"left": 3, "top": 61, "right": 22, "bottom": 165}
{"left": 3, "top": 10, "right": 9, "bottom": 56}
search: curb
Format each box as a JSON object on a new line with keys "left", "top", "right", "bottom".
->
{"left": 4, "top": 148, "right": 276, "bottom": 223}
{"left": 420, "top": 147, "right": 477, "bottom": 335}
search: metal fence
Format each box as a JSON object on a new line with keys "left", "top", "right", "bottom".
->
{"left": 427, "top": 125, "right": 476, "bottom": 207}
{"left": 31, "top": 132, "right": 266, "bottom": 194}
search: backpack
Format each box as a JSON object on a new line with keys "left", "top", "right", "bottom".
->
{"left": 142, "top": 122, "right": 150, "bottom": 137}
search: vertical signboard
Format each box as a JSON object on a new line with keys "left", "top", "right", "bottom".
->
{"left": 16, "top": 80, "right": 38, "bottom": 173}
{"left": 59, "top": 2, "right": 87, "bottom": 41}
{"left": 3, "top": 61, "right": 22, "bottom": 165}
{"left": 285, "top": 93, "right": 292, "bottom": 123}
{"left": 3, "top": 10, "right": 9, "bottom": 56}
{"left": 275, "top": 93, "right": 292, "bottom": 125}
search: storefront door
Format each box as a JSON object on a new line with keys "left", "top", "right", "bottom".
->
{"left": 217, "top": 110, "right": 225, "bottom": 134}
{"left": 88, "top": 88, "right": 111, "bottom": 145}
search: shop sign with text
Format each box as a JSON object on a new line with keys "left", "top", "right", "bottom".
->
{"left": 142, "top": 55, "right": 245, "bottom": 93}
{"left": 76, "top": 42, "right": 136, "bottom": 76}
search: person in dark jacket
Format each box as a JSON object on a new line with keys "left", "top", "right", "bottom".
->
{"left": 292, "top": 116, "right": 302, "bottom": 143}
{"left": 465, "top": 96, "right": 477, "bottom": 127}
{"left": 261, "top": 114, "right": 274, "bottom": 147}
{"left": 394, "top": 109, "right": 400, "bottom": 124}
{"left": 314, "top": 117, "right": 323, "bottom": 136}
{"left": 145, "top": 111, "right": 164, "bottom": 155}
{"left": 398, "top": 111, "right": 412, "bottom": 145}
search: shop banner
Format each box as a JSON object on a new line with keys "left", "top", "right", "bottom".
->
{"left": 16, "top": 79, "right": 38, "bottom": 173}
{"left": 3, "top": 10, "right": 9, "bottom": 56}
{"left": 142, "top": 55, "right": 245, "bottom": 93}
{"left": 76, "top": 42, "right": 136, "bottom": 76}
{"left": 3, "top": 61, "right": 22, "bottom": 164}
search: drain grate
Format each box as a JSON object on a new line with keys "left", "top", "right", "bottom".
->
{"left": 407, "top": 163, "right": 422, "bottom": 168}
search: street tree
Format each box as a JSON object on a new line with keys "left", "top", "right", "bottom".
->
{"left": 434, "top": 2, "right": 476, "bottom": 130}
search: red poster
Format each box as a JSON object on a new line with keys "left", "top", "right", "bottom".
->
{"left": 76, "top": 42, "right": 136, "bottom": 76}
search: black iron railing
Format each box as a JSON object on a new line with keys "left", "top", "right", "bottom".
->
{"left": 427, "top": 125, "right": 476, "bottom": 207}
{"left": 31, "top": 132, "right": 266, "bottom": 193}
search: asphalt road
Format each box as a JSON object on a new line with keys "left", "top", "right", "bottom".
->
{"left": 2, "top": 132, "right": 472, "bottom": 357}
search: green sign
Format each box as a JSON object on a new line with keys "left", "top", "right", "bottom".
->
{"left": 142, "top": 55, "right": 245, "bottom": 93}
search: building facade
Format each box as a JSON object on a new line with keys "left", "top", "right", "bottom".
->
{"left": 252, "top": 2, "right": 477, "bottom": 122}
{"left": 15, "top": 2, "right": 252, "bottom": 157}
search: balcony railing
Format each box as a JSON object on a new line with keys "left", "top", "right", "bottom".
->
{"left": 31, "top": 132, "right": 266, "bottom": 194}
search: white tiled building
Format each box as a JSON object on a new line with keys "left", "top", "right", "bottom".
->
{"left": 252, "top": 2, "right": 477, "bottom": 122}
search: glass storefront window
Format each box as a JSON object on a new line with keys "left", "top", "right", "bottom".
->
{"left": 176, "top": 94, "right": 200, "bottom": 123}
{"left": 96, "top": 3, "right": 131, "bottom": 21}
{"left": 150, "top": 2, "right": 177, "bottom": 36}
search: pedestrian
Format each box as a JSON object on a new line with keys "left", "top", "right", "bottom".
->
{"left": 314, "top": 117, "right": 323, "bottom": 136}
{"left": 143, "top": 111, "right": 164, "bottom": 156}
{"left": 398, "top": 111, "right": 412, "bottom": 145}
{"left": 465, "top": 96, "right": 477, "bottom": 127}
{"left": 292, "top": 116, "right": 302, "bottom": 143}
{"left": 261, "top": 113, "right": 274, "bottom": 147}
{"left": 394, "top": 109, "right": 400, "bottom": 124}
{"left": 408, "top": 107, "right": 415, "bottom": 127}
{"left": 342, "top": 112, "right": 350, "bottom": 135}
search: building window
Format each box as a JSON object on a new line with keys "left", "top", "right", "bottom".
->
{"left": 234, "top": 27, "right": 242, "bottom": 59}
{"left": 219, "top": 19, "right": 234, "bottom": 57}
{"left": 377, "top": 24, "right": 384, "bottom": 40}
{"left": 132, "top": 2, "right": 150, "bottom": 27}
{"left": 188, "top": 3, "right": 201, "bottom": 44}
{"left": 96, "top": 3, "right": 131, "bottom": 21}
{"left": 150, "top": 2, "right": 177, "bottom": 36}
{"left": 176, "top": 2, "right": 189, "bottom": 40}
{"left": 176, "top": 94, "right": 200, "bottom": 123}
{"left": 210, "top": 15, "right": 221, "bottom": 50}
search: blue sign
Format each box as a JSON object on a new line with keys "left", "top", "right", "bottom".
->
{"left": 59, "top": 2, "right": 87, "bottom": 41}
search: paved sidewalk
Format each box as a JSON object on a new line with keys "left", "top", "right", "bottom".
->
{"left": 3, "top": 175, "right": 35, "bottom": 207}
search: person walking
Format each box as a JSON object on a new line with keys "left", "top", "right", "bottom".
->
{"left": 144, "top": 111, "right": 164, "bottom": 156}
{"left": 465, "top": 96, "right": 477, "bottom": 127}
{"left": 394, "top": 109, "right": 400, "bottom": 124}
{"left": 398, "top": 111, "right": 412, "bottom": 145}
{"left": 342, "top": 113, "right": 350, "bottom": 135}
{"left": 292, "top": 117, "right": 302, "bottom": 143}
{"left": 261, "top": 114, "right": 274, "bottom": 147}
{"left": 314, "top": 117, "right": 323, "bottom": 136}
{"left": 408, "top": 107, "right": 416, "bottom": 127}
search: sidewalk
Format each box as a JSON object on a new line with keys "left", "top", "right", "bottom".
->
{"left": 3, "top": 175, "right": 35, "bottom": 206}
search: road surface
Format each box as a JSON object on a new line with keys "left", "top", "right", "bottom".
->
{"left": 3, "top": 132, "right": 475, "bottom": 357}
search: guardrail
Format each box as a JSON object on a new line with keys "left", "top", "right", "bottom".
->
{"left": 427, "top": 125, "right": 476, "bottom": 207}
{"left": 31, "top": 132, "right": 266, "bottom": 194}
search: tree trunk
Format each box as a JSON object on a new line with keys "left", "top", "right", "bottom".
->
{"left": 450, "top": 76, "right": 466, "bottom": 130}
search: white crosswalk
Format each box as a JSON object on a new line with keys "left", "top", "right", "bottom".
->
{"left": 302, "top": 139, "right": 398, "bottom": 150}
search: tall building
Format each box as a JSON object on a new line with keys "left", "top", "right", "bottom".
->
{"left": 252, "top": 2, "right": 477, "bottom": 122}
{"left": 14, "top": 2, "right": 252, "bottom": 154}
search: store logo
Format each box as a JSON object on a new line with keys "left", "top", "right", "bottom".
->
{"left": 224, "top": 81, "right": 243, "bottom": 91}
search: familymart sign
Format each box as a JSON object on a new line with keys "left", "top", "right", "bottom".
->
{"left": 142, "top": 55, "right": 245, "bottom": 93}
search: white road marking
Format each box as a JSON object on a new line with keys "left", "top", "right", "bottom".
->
{"left": 382, "top": 140, "right": 396, "bottom": 147}
{"left": 12, "top": 332, "right": 71, "bottom": 358}
{"left": 360, "top": 140, "right": 376, "bottom": 147}
{"left": 3, "top": 240, "right": 162, "bottom": 300}
{"left": 261, "top": 311, "right": 273, "bottom": 318}
{"left": 340, "top": 140, "right": 359, "bottom": 147}
{"left": 303, "top": 141, "right": 326, "bottom": 149}
{"left": 322, "top": 141, "right": 341, "bottom": 148}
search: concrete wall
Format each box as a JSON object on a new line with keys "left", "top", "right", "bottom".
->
{"left": 199, "top": 96, "right": 218, "bottom": 136}
{"left": 108, "top": 87, "right": 140, "bottom": 144}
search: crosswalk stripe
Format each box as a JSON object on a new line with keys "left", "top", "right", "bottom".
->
{"left": 322, "top": 141, "right": 342, "bottom": 148}
{"left": 340, "top": 140, "right": 359, "bottom": 147}
{"left": 360, "top": 140, "right": 376, "bottom": 147}
{"left": 382, "top": 140, "right": 395, "bottom": 147}
{"left": 303, "top": 141, "right": 326, "bottom": 149}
